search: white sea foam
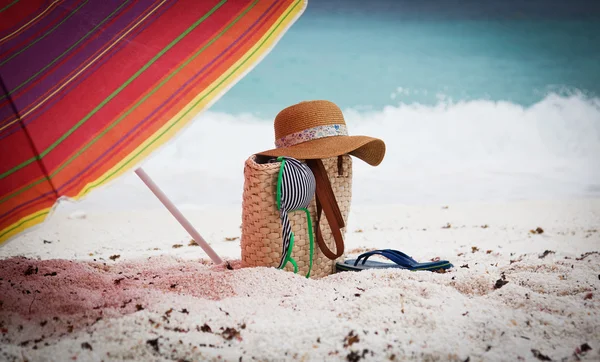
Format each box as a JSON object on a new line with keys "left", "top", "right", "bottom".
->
{"left": 61, "top": 93, "right": 600, "bottom": 211}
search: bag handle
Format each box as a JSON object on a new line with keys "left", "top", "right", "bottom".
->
{"left": 306, "top": 159, "right": 345, "bottom": 260}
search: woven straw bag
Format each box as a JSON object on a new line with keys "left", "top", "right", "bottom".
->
{"left": 241, "top": 154, "right": 352, "bottom": 278}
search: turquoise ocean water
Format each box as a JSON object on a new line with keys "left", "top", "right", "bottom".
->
{"left": 79, "top": 0, "right": 600, "bottom": 209}
{"left": 212, "top": 0, "right": 600, "bottom": 117}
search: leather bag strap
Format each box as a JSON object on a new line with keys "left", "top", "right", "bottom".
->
{"left": 306, "top": 159, "right": 345, "bottom": 260}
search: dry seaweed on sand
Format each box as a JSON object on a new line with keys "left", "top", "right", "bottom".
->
{"left": 529, "top": 227, "right": 544, "bottom": 234}
{"left": 343, "top": 331, "right": 360, "bottom": 348}
{"left": 494, "top": 273, "right": 509, "bottom": 289}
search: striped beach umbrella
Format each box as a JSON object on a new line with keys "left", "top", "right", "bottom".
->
{"left": 0, "top": 0, "right": 307, "bottom": 263}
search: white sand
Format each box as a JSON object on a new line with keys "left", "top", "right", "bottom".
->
{"left": 1, "top": 199, "right": 599, "bottom": 361}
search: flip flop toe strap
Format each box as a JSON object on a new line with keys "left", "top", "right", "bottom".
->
{"left": 354, "top": 250, "right": 416, "bottom": 267}
{"left": 381, "top": 249, "right": 419, "bottom": 264}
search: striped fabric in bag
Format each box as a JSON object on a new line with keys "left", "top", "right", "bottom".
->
{"left": 275, "top": 157, "right": 316, "bottom": 277}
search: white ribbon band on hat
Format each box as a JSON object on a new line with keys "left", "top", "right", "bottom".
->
{"left": 275, "top": 124, "right": 348, "bottom": 148}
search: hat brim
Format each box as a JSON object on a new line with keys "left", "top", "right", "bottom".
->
{"left": 256, "top": 135, "right": 386, "bottom": 166}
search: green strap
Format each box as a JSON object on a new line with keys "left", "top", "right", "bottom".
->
{"left": 302, "top": 208, "right": 314, "bottom": 278}
{"left": 280, "top": 233, "right": 298, "bottom": 274}
{"left": 276, "top": 157, "right": 285, "bottom": 210}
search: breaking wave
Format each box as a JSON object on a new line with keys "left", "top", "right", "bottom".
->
{"left": 61, "top": 92, "right": 600, "bottom": 210}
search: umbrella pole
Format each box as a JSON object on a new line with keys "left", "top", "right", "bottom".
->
{"left": 134, "top": 167, "right": 224, "bottom": 265}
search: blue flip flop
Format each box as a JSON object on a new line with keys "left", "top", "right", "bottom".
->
{"left": 336, "top": 249, "right": 453, "bottom": 272}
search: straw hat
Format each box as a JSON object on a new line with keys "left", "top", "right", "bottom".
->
{"left": 257, "top": 100, "right": 386, "bottom": 166}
